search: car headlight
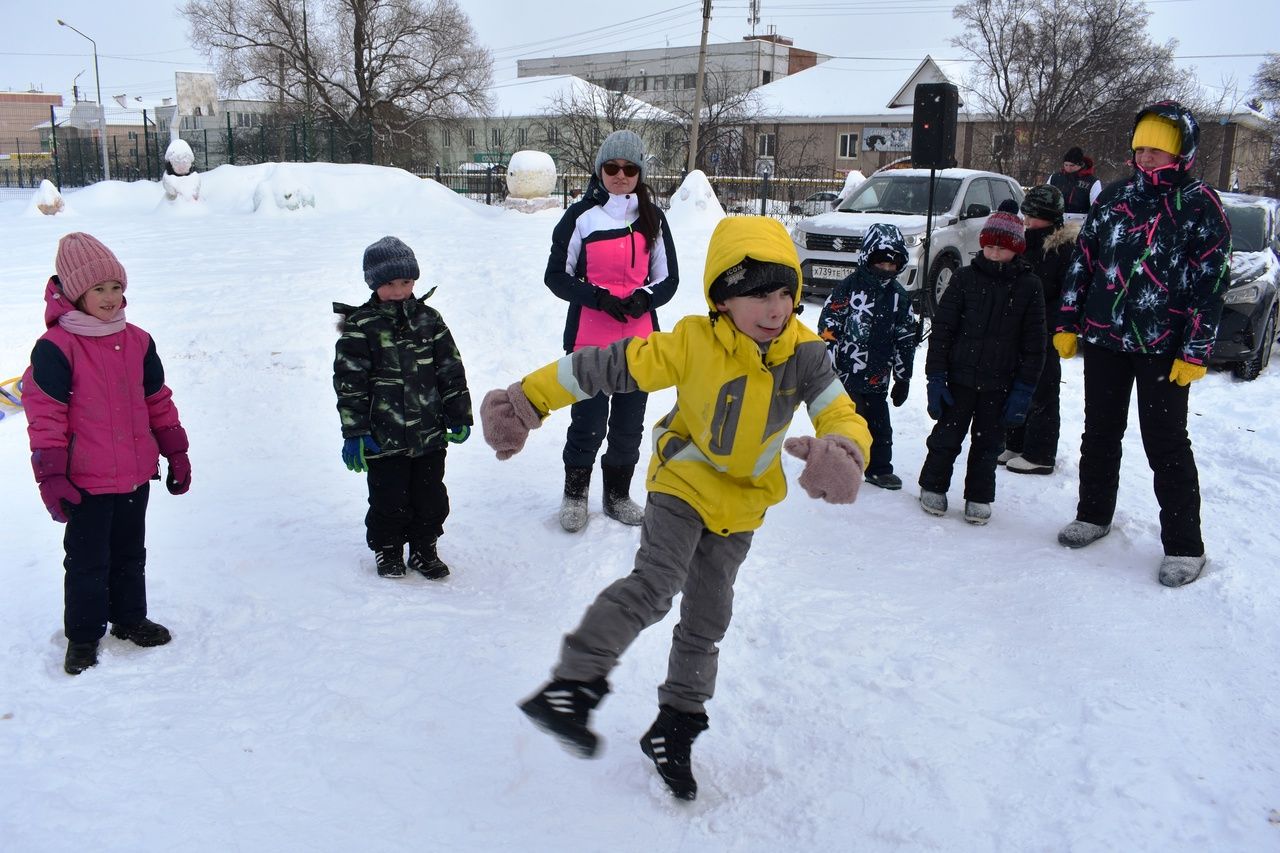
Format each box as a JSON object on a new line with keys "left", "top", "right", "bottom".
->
{"left": 1224, "top": 282, "right": 1262, "bottom": 305}
{"left": 902, "top": 233, "right": 925, "bottom": 248}
{"left": 791, "top": 225, "right": 806, "bottom": 246}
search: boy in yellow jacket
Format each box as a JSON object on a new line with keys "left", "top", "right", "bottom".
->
{"left": 480, "top": 216, "right": 871, "bottom": 801}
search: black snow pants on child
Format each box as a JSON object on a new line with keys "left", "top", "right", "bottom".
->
{"left": 63, "top": 484, "right": 150, "bottom": 642}
{"left": 365, "top": 450, "right": 449, "bottom": 552}
{"left": 919, "top": 384, "right": 1006, "bottom": 504}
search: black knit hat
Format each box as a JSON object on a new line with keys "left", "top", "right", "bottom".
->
{"left": 1063, "top": 146, "right": 1086, "bottom": 166}
{"left": 1021, "top": 184, "right": 1065, "bottom": 224}
{"left": 363, "top": 236, "right": 420, "bottom": 288}
{"left": 709, "top": 257, "right": 798, "bottom": 304}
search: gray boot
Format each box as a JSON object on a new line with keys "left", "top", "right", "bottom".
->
{"left": 919, "top": 489, "right": 947, "bottom": 516}
{"left": 1158, "top": 554, "right": 1206, "bottom": 587}
{"left": 602, "top": 464, "right": 644, "bottom": 526}
{"left": 560, "top": 465, "right": 592, "bottom": 532}
{"left": 1057, "top": 519, "right": 1111, "bottom": 549}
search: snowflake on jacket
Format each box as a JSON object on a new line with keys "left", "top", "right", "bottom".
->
{"left": 333, "top": 290, "right": 472, "bottom": 456}
{"left": 1057, "top": 101, "right": 1231, "bottom": 364}
{"left": 817, "top": 223, "right": 918, "bottom": 394}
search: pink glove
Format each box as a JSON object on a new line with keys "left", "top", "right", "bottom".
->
{"left": 155, "top": 426, "right": 191, "bottom": 495}
{"left": 480, "top": 383, "right": 544, "bottom": 460}
{"left": 31, "top": 447, "right": 82, "bottom": 523}
{"left": 783, "top": 435, "right": 865, "bottom": 504}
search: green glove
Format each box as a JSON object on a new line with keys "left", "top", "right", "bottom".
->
{"left": 342, "top": 435, "right": 381, "bottom": 473}
{"left": 445, "top": 424, "right": 471, "bottom": 444}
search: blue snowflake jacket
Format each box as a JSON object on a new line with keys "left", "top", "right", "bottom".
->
{"left": 1057, "top": 101, "right": 1231, "bottom": 364}
{"left": 817, "top": 224, "right": 918, "bottom": 395}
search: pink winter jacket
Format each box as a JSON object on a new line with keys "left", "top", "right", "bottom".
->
{"left": 23, "top": 276, "right": 183, "bottom": 494}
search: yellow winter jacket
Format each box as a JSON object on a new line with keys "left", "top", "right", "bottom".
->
{"left": 522, "top": 216, "right": 872, "bottom": 534}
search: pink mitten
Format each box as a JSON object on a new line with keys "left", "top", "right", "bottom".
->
{"left": 31, "top": 447, "right": 82, "bottom": 523}
{"left": 480, "top": 383, "right": 544, "bottom": 460}
{"left": 783, "top": 435, "right": 865, "bottom": 504}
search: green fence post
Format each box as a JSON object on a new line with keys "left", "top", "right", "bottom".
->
{"left": 50, "top": 106, "right": 61, "bottom": 189}
{"left": 226, "top": 112, "right": 235, "bottom": 164}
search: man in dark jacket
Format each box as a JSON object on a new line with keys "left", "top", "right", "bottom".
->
{"left": 918, "top": 202, "right": 1045, "bottom": 524}
{"left": 1053, "top": 101, "right": 1231, "bottom": 587}
{"left": 1048, "top": 146, "right": 1102, "bottom": 215}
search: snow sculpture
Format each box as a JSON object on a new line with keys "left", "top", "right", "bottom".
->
{"left": 252, "top": 178, "right": 316, "bottom": 212}
{"left": 501, "top": 150, "right": 561, "bottom": 213}
{"left": 35, "top": 179, "right": 64, "bottom": 215}
{"left": 162, "top": 139, "right": 201, "bottom": 202}
{"left": 665, "top": 169, "right": 725, "bottom": 226}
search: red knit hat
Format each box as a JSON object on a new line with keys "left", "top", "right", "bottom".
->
{"left": 55, "top": 232, "right": 128, "bottom": 303}
{"left": 979, "top": 208, "right": 1026, "bottom": 255}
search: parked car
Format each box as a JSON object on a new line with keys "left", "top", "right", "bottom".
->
{"left": 790, "top": 167, "right": 1024, "bottom": 312}
{"left": 1210, "top": 192, "right": 1280, "bottom": 380}
{"left": 788, "top": 191, "right": 840, "bottom": 217}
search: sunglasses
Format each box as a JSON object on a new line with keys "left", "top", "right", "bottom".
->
{"left": 602, "top": 162, "right": 640, "bottom": 177}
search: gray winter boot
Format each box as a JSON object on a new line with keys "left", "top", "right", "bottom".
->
{"left": 1158, "top": 554, "right": 1206, "bottom": 587}
{"left": 1057, "top": 519, "right": 1111, "bottom": 549}
{"left": 963, "top": 501, "right": 992, "bottom": 525}
{"left": 602, "top": 464, "right": 644, "bottom": 526}
{"left": 919, "top": 489, "right": 948, "bottom": 516}
{"left": 560, "top": 465, "right": 592, "bottom": 532}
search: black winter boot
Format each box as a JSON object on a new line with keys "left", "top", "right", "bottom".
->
{"left": 518, "top": 676, "right": 610, "bottom": 758}
{"left": 409, "top": 539, "right": 450, "bottom": 580}
{"left": 64, "top": 640, "right": 99, "bottom": 675}
{"left": 640, "top": 705, "right": 710, "bottom": 801}
{"left": 602, "top": 464, "right": 644, "bottom": 526}
{"left": 374, "top": 545, "right": 407, "bottom": 578}
{"left": 109, "top": 618, "right": 172, "bottom": 647}
{"left": 560, "top": 465, "right": 592, "bottom": 532}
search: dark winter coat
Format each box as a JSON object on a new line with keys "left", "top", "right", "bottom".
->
{"left": 1057, "top": 102, "right": 1231, "bottom": 365}
{"left": 333, "top": 292, "right": 471, "bottom": 457}
{"left": 1023, "top": 220, "right": 1081, "bottom": 338}
{"left": 1049, "top": 158, "right": 1101, "bottom": 214}
{"left": 544, "top": 175, "right": 679, "bottom": 353}
{"left": 926, "top": 254, "right": 1046, "bottom": 392}
{"left": 817, "top": 229, "right": 917, "bottom": 395}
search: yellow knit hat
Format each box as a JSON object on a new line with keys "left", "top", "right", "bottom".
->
{"left": 1132, "top": 114, "right": 1182, "bottom": 155}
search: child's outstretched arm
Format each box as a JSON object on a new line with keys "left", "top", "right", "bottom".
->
{"left": 480, "top": 383, "right": 544, "bottom": 460}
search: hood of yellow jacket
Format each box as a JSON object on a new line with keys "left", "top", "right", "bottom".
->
{"left": 702, "top": 215, "right": 804, "bottom": 314}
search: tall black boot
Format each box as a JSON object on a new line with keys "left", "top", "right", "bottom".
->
{"left": 602, "top": 464, "right": 644, "bottom": 526}
{"left": 560, "top": 465, "right": 592, "bottom": 532}
{"left": 409, "top": 539, "right": 450, "bottom": 580}
{"left": 518, "top": 676, "right": 611, "bottom": 757}
{"left": 640, "top": 705, "right": 710, "bottom": 801}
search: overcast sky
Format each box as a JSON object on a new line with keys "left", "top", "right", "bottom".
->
{"left": 2, "top": 0, "right": 1273, "bottom": 110}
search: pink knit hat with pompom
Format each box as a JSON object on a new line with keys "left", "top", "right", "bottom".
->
{"left": 55, "top": 232, "right": 128, "bottom": 303}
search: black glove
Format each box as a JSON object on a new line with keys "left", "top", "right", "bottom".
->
{"left": 622, "top": 290, "right": 651, "bottom": 318}
{"left": 596, "top": 291, "right": 628, "bottom": 322}
{"left": 1001, "top": 380, "right": 1036, "bottom": 427}
{"left": 926, "top": 374, "right": 953, "bottom": 421}
{"left": 890, "top": 378, "right": 910, "bottom": 408}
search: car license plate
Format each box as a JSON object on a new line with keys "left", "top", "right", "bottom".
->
{"left": 809, "top": 264, "right": 853, "bottom": 281}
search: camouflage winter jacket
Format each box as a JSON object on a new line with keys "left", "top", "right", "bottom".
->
{"left": 333, "top": 292, "right": 472, "bottom": 457}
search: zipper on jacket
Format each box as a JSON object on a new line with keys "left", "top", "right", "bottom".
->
{"left": 628, "top": 223, "right": 636, "bottom": 268}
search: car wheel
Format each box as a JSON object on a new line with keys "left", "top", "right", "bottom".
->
{"left": 1233, "top": 306, "right": 1277, "bottom": 381}
{"left": 925, "top": 254, "right": 959, "bottom": 317}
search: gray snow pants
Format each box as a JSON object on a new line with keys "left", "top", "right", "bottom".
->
{"left": 553, "top": 492, "right": 753, "bottom": 715}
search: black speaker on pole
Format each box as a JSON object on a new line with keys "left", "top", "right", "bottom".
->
{"left": 911, "top": 82, "right": 959, "bottom": 169}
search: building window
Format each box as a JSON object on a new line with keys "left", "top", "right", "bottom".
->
{"left": 516, "top": 127, "right": 528, "bottom": 146}
{"left": 465, "top": 128, "right": 476, "bottom": 147}
{"left": 663, "top": 131, "right": 674, "bottom": 151}
{"left": 838, "top": 133, "right": 859, "bottom": 159}
{"left": 762, "top": 70, "right": 773, "bottom": 85}
{"left": 546, "top": 126, "right": 559, "bottom": 144}
{"left": 757, "top": 133, "right": 775, "bottom": 158}
{"left": 442, "top": 128, "right": 451, "bottom": 147}
{"left": 490, "top": 128, "right": 501, "bottom": 148}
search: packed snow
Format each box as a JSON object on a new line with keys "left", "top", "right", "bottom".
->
{"left": 1, "top": 162, "right": 1278, "bottom": 852}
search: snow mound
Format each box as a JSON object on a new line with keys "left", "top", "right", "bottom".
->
{"left": 663, "top": 170, "right": 724, "bottom": 232}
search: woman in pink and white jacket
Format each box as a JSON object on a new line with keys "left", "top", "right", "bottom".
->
{"left": 543, "top": 130, "right": 679, "bottom": 532}
{"left": 23, "top": 232, "right": 192, "bottom": 676}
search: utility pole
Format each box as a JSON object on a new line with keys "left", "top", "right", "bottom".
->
{"left": 57, "top": 19, "right": 110, "bottom": 181}
{"left": 686, "top": 0, "right": 711, "bottom": 174}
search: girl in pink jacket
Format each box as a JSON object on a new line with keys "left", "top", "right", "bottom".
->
{"left": 23, "top": 232, "right": 191, "bottom": 676}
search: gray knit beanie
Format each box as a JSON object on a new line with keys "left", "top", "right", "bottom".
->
{"left": 594, "top": 130, "right": 647, "bottom": 182}
{"left": 363, "top": 236, "right": 419, "bottom": 288}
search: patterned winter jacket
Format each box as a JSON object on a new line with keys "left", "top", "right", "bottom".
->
{"left": 520, "top": 216, "right": 871, "bottom": 535}
{"left": 544, "top": 175, "right": 679, "bottom": 353}
{"left": 333, "top": 291, "right": 472, "bottom": 457}
{"left": 817, "top": 224, "right": 918, "bottom": 395}
{"left": 23, "top": 276, "right": 184, "bottom": 494}
{"left": 1057, "top": 102, "right": 1231, "bottom": 364}
{"left": 926, "top": 254, "right": 1046, "bottom": 393}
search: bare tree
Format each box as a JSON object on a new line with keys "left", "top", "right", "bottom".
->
{"left": 183, "top": 0, "right": 492, "bottom": 163}
{"left": 653, "top": 65, "right": 772, "bottom": 174}
{"left": 951, "top": 0, "right": 1193, "bottom": 184}
{"left": 533, "top": 82, "right": 670, "bottom": 176}
{"left": 1252, "top": 53, "right": 1280, "bottom": 195}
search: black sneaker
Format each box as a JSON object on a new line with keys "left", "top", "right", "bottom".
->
{"left": 110, "top": 618, "right": 172, "bottom": 647}
{"left": 518, "top": 677, "right": 610, "bottom": 758}
{"left": 374, "top": 546, "right": 407, "bottom": 578}
{"left": 408, "top": 541, "right": 450, "bottom": 580}
{"left": 64, "top": 640, "right": 99, "bottom": 675}
{"left": 864, "top": 472, "right": 903, "bottom": 490}
{"left": 640, "top": 705, "right": 709, "bottom": 801}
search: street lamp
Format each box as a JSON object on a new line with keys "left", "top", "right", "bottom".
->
{"left": 57, "top": 18, "right": 111, "bottom": 180}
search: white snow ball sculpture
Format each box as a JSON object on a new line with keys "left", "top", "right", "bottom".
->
{"left": 165, "top": 139, "right": 196, "bottom": 176}
{"left": 506, "top": 150, "right": 557, "bottom": 199}
{"left": 35, "top": 179, "right": 65, "bottom": 215}
{"left": 252, "top": 178, "right": 316, "bottom": 212}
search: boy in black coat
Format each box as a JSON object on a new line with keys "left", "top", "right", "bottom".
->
{"left": 918, "top": 203, "right": 1045, "bottom": 524}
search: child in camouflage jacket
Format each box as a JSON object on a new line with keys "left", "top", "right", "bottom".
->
{"left": 333, "top": 236, "right": 472, "bottom": 580}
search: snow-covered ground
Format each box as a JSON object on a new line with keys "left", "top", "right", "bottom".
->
{"left": 1, "top": 163, "right": 1278, "bottom": 852}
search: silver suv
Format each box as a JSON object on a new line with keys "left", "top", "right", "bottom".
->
{"left": 791, "top": 167, "right": 1024, "bottom": 314}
